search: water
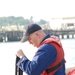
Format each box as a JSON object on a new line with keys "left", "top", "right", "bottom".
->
{"left": 61, "top": 39, "right": 75, "bottom": 68}
{"left": 0, "top": 39, "right": 75, "bottom": 75}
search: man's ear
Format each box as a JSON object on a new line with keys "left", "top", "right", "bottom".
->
{"left": 36, "top": 32, "right": 40, "bottom": 38}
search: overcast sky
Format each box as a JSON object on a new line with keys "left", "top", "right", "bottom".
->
{"left": 0, "top": 0, "right": 75, "bottom": 21}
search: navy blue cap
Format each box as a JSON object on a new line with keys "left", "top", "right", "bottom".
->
{"left": 21, "top": 24, "right": 42, "bottom": 42}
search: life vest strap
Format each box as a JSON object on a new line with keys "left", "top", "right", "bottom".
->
{"left": 15, "top": 56, "right": 23, "bottom": 75}
{"left": 46, "top": 58, "right": 66, "bottom": 74}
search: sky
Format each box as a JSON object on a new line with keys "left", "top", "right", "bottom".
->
{"left": 0, "top": 0, "right": 75, "bottom": 22}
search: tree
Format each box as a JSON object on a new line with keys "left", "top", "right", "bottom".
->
{"left": 29, "top": 16, "right": 34, "bottom": 23}
{"left": 38, "top": 19, "right": 48, "bottom": 25}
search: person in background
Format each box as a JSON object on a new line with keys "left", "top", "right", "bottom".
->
{"left": 16, "top": 23, "right": 66, "bottom": 75}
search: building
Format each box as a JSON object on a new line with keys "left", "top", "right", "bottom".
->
{"left": 49, "top": 17, "right": 75, "bottom": 30}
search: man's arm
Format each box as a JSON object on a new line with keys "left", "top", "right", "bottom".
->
{"left": 17, "top": 44, "right": 57, "bottom": 75}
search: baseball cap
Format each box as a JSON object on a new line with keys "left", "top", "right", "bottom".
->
{"left": 21, "top": 24, "right": 42, "bottom": 42}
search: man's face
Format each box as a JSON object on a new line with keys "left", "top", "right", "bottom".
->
{"left": 28, "top": 32, "right": 40, "bottom": 47}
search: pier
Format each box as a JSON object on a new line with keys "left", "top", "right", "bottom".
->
{"left": 51, "top": 29, "right": 75, "bottom": 39}
{"left": 0, "top": 29, "right": 75, "bottom": 42}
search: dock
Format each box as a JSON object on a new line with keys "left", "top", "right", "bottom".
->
{"left": 0, "top": 29, "right": 75, "bottom": 42}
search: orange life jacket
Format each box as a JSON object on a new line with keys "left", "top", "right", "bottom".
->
{"left": 39, "top": 35, "right": 66, "bottom": 75}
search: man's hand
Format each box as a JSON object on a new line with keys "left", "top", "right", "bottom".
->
{"left": 16, "top": 49, "right": 25, "bottom": 58}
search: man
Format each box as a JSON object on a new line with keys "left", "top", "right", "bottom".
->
{"left": 16, "top": 24, "right": 66, "bottom": 75}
